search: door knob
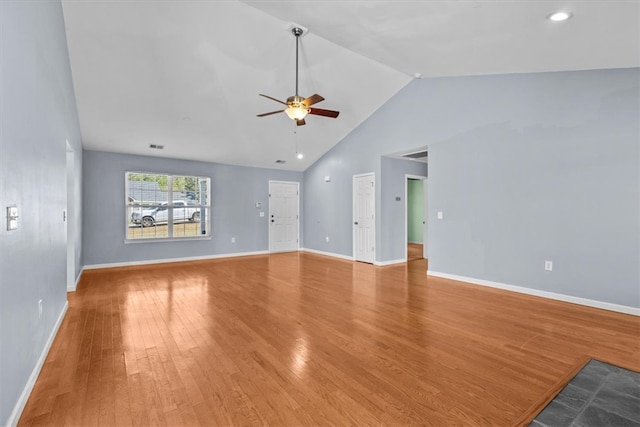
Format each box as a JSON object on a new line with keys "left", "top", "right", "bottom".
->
{"left": 271, "top": 219, "right": 274, "bottom": 223}
{"left": 354, "top": 221, "right": 358, "bottom": 225}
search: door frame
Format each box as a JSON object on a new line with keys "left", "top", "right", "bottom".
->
{"left": 66, "top": 141, "right": 76, "bottom": 291}
{"left": 352, "top": 172, "right": 376, "bottom": 263}
{"left": 405, "top": 174, "right": 427, "bottom": 261}
{"left": 268, "top": 180, "right": 300, "bottom": 253}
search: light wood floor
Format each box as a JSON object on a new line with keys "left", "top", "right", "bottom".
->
{"left": 407, "top": 243, "right": 423, "bottom": 261}
{"left": 19, "top": 253, "right": 639, "bottom": 426}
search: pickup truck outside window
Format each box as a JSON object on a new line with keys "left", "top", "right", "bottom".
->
{"left": 126, "top": 172, "right": 211, "bottom": 241}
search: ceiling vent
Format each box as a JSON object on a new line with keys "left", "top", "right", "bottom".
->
{"left": 149, "top": 144, "right": 164, "bottom": 150}
{"left": 275, "top": 159, "right": 286, "bottom": 164}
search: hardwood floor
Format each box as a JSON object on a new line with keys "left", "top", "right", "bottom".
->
{"left": 407, "top": 243, "right": 423, "bottom": 261}
{"left": 19, "top": 253, "right": 639, "bottom": 426}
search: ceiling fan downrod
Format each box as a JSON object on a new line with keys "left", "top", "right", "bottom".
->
{"left": 292, "top": 27, "right": 303, "bottom": 97}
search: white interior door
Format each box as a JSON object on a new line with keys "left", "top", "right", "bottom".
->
{"left": 269, "top": 181, "right": 299, "bottom": 253}
{"left": 353, "top": 173, "right": 375, "bottom": 263}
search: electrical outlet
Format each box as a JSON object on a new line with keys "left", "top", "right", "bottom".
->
{"left": 38, "top": 299, "right": 43, "bottom": 319}
{"left": 325, "top": 236, "right": 330, "bottom": 243}
{"left": 231, "top": 237, "right": 236, "bottom": 243}
{"left": 544, "top": 261, "right": 553, "bottom": 271}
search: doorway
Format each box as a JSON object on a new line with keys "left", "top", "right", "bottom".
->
{"left": 353, "top": 172, "right": 375, "bottom": 263}
{"left": 268, "top": 180, "right": 300, "bottom": 253}
{"left": 406, "top": 175, "right": 427, "bottom": 261}
{"left": 66, "top": 141, "right": 76, "bottom": 291}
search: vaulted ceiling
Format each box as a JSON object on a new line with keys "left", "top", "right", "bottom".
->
{"left": 61, "top": 1, "right": 639, "bottom": 171}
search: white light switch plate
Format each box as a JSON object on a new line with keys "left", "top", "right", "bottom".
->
{"left": 7, "top": 206, "right": 18, "bottom": 230}
{"left": 437, "top": 211, "right": 443, "bottom": 220}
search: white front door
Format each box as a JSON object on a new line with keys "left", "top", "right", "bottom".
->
{"left": 353, "top": 173, "right": 375, "bottom": 263}
{"left": 269, "top": 181, "right": 299, "bottom": 253}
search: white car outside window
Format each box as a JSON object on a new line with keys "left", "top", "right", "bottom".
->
{"left": 131, "top": 201, "right": 201, "bottom": 227}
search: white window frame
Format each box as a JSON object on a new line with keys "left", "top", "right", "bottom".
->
{"left": 125, "top": 172, "right": 211, "bottom": 243}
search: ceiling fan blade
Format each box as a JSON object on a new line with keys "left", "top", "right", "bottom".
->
{"left": 259, "top": 94, "right": 287, "bottom": 106}
{"left": 303, "top": 94, "right": 324, "bottom": 107}
{"left": 296, "top": 118, "right": 306, "bottom": 126}
{"left": 257, "top": 110, "right": 285, "bottom": 117}
{"left": 308, "top": 107, "right": 340, "bottom": 118}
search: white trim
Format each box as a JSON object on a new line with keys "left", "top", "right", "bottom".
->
{"left": 302, "top": 248, "right": 353, "bottom": 261}
{"left": 301, "top": 249, "right": 405, "bottom": 266}
{"left": 7, "top": 301, "right": 69, "bottom": 427}
{"left": 124, "top": 236, "right": 212, "bottom": 244}
{"left": 427, "top": 271, "right": 640, "bottom": 317}
{"left": 67, "top": 267, "right": 84, "bottom": 292}
{"left": 84, "top": 251, "right": 269, "bottom": 270}
{"left": 374, "top": 258, "right": 406, "bottom": 266}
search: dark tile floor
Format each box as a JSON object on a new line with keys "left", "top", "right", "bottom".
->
{"left": 530, "top": 360, "right": 640, "bottom": 427}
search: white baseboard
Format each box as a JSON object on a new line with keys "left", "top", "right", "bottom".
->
{"left": 374, "top": 258, "right": 406, "bottom": 266}
{"left": 301, "top": 248, "right": 353, "bottom": 261}
{"left": 427, "top": 270, "right": 640, "bottom": 317}
{"left": 7, "top": 300, "right": 69, "bottom": 427}
{"left": 302, "top": 249, "right": 409, "bottom": 266}
{"left": 67, "top": 268, "right": 84, "bottom": 292}
{"left": 85, "top": 249, "right": 412, "bottom": 271}
{"left": 83, "top": 250, "right": 270, "bottom": 270}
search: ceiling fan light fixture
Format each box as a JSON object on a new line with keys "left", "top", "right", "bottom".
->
{"left": 547, "top": 11, "right": 573, "bottom": 21}
{"left": 285, "top": 105, "right": 309, "bottom": 120}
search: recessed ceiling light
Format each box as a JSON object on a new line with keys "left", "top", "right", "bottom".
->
{"left": 297, "top": 153, "right": 304, "bottom": 159}
{"left": 547, "top": 11, "right": 573, "bottom": 22}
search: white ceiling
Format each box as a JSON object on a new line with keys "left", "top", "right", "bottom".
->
{"left": 61, "top": 0, "right": 639, "bottom": 172}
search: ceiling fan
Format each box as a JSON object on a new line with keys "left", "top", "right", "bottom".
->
{"left": 257, "top": 27, "right": 340, "bottom": 126}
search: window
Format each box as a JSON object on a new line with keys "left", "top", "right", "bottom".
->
{"left": 126, "top": 172, "right": 210, "bottom": 241}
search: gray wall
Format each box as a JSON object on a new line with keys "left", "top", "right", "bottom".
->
{"left": 83, "top": 151, "right": 302, "bottom": 266}
{"left": 303, "top": 68, "right": 639, "bottom": 308}
{"left": 302, "top": 126, "right": 428, "bottom": 260}
{"left": 427, "top": 71, "right": 639, "bottom": 307}
{"left": 0, "top": 1, "right": 83, "bottom": 425}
